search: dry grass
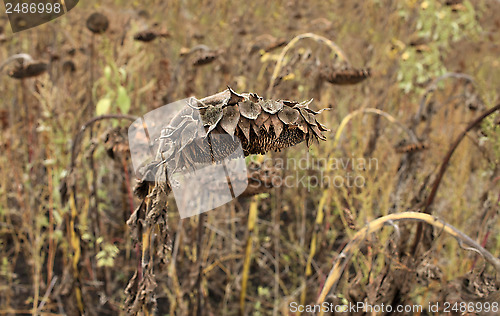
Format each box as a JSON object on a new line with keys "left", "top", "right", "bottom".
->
{"left": 0, "top": 0, "right": 499, "bottom": 315}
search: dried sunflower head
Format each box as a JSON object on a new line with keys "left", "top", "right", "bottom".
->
{"left": 133, "top": 29, "right": 170, "bottom": 42}
{"left": 8, "top": 61, "right": 47, "bottom": 79}
{"left": 320, "top": 65, "right": 371, "bottom": 85}
{"left": 156, "top": 88, "right": 328, "bottom": 171}
{"left": 86, "top": 13, "right": 109, "bottom": 34}
{"left": 192, "top": 50, "right": 221, "bottom": 66}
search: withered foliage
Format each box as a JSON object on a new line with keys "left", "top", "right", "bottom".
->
{"left": 103, "top": 127, "right": 130, "bottom": 160}
{"left": 132, "top": 88, "right": 328, "bottom": 200}
{"left": 127, "top": 88, "right": 328, "bottom": 312}
{"left": 126, "top": 182, "right": 170, "bottom": 314}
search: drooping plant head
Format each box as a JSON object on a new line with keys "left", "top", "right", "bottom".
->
{"left": 156, "top": 87, "right": 328, "bottom": 172}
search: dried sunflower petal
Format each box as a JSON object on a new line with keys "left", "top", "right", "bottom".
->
{"left": 239, "top": 100, "right": 261, "bottom": 119}
{"left": 238, "top": 116, "right": 252, "bottom": 141}
{"left": 278, "top": 106, "right": 300, "bottom": 124}
{"left": 255, "top": 111, "right": 270, "bottom": 127}
{"left": 270, "top": 115, "right": 283, "bottom": 138}
{"left": 299, "top": 108, "right": 317, "bottom": 125}
{"left": 260, "top": 100, "right": 283, "bottom": 114}
{"left": 219, "top": 105, "right": 240, "bottom": 137}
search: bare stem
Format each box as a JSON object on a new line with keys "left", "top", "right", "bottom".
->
{"left": 334, "top": 108, "right": 419, "bottom": 148}
{"left": 268, "top": 33, "right": 350, "bottom": 96}
{"left": 423, "top": 103, "right": 500, "bottom": 211}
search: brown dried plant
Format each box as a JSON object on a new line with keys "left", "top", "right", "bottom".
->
{"left": 127, "top": 87, "right": 328, "bottom": 314}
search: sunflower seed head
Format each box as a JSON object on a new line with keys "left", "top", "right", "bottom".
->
{"left": 156, "top": 89, "right": 328, "bottom": 170}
